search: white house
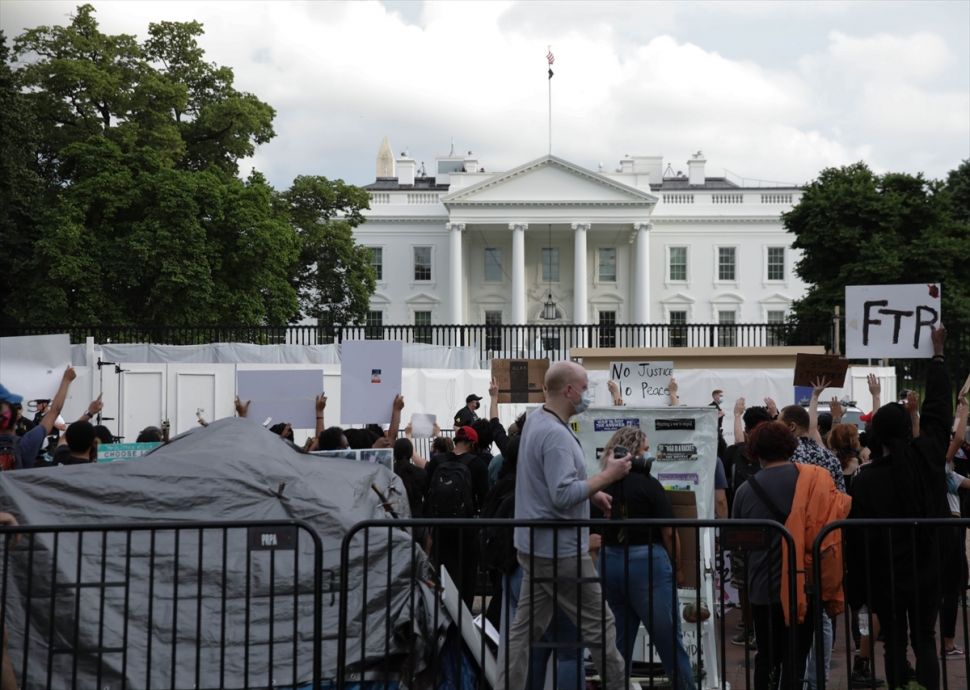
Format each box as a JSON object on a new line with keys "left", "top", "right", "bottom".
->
{"left": 357, "top": 139, "right": 807, "bottom": 335}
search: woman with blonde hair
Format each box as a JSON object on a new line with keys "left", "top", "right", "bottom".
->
{"left": 596, "top": 425, "right": 695, "bottom": 689}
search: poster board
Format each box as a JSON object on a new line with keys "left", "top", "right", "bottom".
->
{"left": 608, "top": 360, "right": 673, "bottom": 407}
{"left": 339, "top": 341, "right": 403, "bottom": 424}
{"left": 236, "top": 369, "right": 322, "bottom": 429}
{"left": 410, "top": 413, "right": 436, "bottom": 438}
{"left": 0, "top": 334, "right": 71, "bottom": 403}
{"left": 491, "top": 359, "right": 549, "bottom": 403}
{"left": 792, "top": 353, "right": 849, "bottom": 387}
{"left": 845, "top": 283, "right": 941, "bottom": 359}
{"left": 97, "top": 442, "right": 162, "bottom": 463}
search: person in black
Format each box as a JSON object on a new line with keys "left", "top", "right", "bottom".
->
{"left": 847, "top": 325, "right": 950, "bottom": 690}
{"left": 453, "top": 394, "right": 482, "bottom": 429}
{"left": 425, "top": 425, "right": 488, "bottom": 606}
{"left": 711, "top": 388, "right": 728, "bottom": 459}
{"left": 393, "top": 438, "right": 428, "bottom": 518}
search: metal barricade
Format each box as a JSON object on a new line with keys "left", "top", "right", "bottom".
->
{"left": 0, "top": 520, "right": 324, "bottom": 689}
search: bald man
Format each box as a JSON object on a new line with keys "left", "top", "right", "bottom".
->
{"left": 498, "top": 361, "right": 632, "bottom": 690}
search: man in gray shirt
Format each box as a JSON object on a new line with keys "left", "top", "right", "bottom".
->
{"left": 498, "top": 361, "right": 631, "bottom": 690}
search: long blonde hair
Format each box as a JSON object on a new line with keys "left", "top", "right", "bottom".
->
{"left": 599, "top": 425, "right": 647, "bottom": 469}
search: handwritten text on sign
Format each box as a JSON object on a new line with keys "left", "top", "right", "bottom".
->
{"left": 845, "top": 284, "right": 941, "bottom": 359}
{"left": 609, "top": 361, "right": 673, "bottom": 407}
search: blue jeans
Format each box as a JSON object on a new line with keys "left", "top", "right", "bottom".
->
{"left": 805, "top": 610, "right": 833, "bottom": 690}
{"left": 503, "top": 565, "right": 583, "bottom": 690}
{"left": 600, "top": 544, "right": 696, "bottom": 690}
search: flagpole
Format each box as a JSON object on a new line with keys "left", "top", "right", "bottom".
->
{"left": 547, "top": 45, "right": 553, "bottom": 155}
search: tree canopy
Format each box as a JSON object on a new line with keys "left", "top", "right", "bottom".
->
{"left": 785, "top": 161, "right": 970, "bottom": 332}
{"left": 0, "top": 4, "right": 374, "bottom": 328}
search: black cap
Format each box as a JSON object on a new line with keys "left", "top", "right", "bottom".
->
{"left": 466, "top": 394, "right": 483, "bottom": 403}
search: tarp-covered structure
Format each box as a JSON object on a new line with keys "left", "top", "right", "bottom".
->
{"left": 0, "top": 418, "right": 442, "bottom": 688}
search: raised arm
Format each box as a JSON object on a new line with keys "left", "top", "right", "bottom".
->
{"left": 867, "top": 373, "right": 882, "bottom": 413}
{"left": 314, "top": 394, "right": 326, "bottom": 437}
{"left": 905, "top": 390, "right": 920, "bottom": 439}
{"left": 38, "top": 366, "right": 76, "bottom": 435}
{"left": 920, "top": 326, "right": 952, "bottom": 445}
{"left": 386, "top": 394, "right": 404, "bottom": 442}
{"left": 829, "top": 397, "right": 845, "bottom": 425}
{"left": 733, "top": 397, "right": 746, "bottom": 443}
{"left": 488, "top": 377, "right": 499, "bottom": 422}
{"left": 947, "top": 398, "right": 968, "bottom": 463}
{"left": 77, "top": 393, "right": 103, "bottom": 423}
{"left": 668, "top": 378, "right": 680, "bottom": 407}
{"left": 234, "top": 396, "right": 250, "bottom": 418}
{"left": 808, "top": 377, "right": 831, "bottom": 445}
{"left": 607, "top": 379, "right": 624, "bottom": 407}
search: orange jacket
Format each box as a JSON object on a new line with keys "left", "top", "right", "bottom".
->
{"left": 781, "top": 463, "right": 852, "bottom": 625}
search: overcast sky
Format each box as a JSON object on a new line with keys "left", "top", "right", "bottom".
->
{"left": 3, "top": 0, "right": 968, "bottom": 189}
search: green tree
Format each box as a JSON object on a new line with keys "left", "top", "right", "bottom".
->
{"left": 282, "top": 175, "right": 375, "bottom": 325}
{"left": 2, "top": 5, "right": 374, "bottom": 330}
{"left": 785, "top": 162, "right": 970, "bottom": 337}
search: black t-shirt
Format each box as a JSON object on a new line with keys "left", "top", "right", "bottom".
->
{"left": 597, "top": 473, "right": 675, "bottom": 546}
{"left": 394, "top": 461, "right": 429, "bottom": 518}
{"left": 454, "top": 406, "right": 478, "bottom": 428}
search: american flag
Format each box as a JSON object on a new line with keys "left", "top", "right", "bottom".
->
{"left": 546, "top": 49, "right": 555, "bottom": 65}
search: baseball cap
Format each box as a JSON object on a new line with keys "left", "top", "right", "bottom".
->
{"left": 0, "top": 383, "right": 23, "bottom": 406}
{"left": 466, "top": 394, "right": 483, "bottom": 403}
{"left": 455, "top": 426, "right": 479, "bottom": 444}
{"left": 859, "top": 411, "right": 874, "bottom": 424}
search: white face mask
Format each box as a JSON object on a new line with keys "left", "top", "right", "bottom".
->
{"left": 573, "top": 388, "right": 592, "bottom": 415}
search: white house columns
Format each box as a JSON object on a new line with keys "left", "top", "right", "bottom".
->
{"left": 633, "top": 222, "right": 652, "bottom": 323}
{"left": 571, "top": 222, "right": 590, "bottom": 324}
{"left": 510, "top": 223, "right": 527, "bottom": 324}
{"left": 447, "top": 222, "right": 465, "bottom": 323}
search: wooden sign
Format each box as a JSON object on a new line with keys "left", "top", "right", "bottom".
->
{"left": 792, "top": 353, "right": 849, "bottom": 388}
{"left": 491, "top": 359, "right": 550, "bottom": 404}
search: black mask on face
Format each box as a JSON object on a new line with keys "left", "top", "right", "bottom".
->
{"left": 474, "top": 401, "right": 480, "bottom": 410}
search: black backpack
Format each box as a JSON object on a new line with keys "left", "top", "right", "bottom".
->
{"left": 0, "top": 434, "right": 22, "bottom": 472}
{"left": 480, "top": 477, "right": 517, "bottom": 575}
{"left": 427, "top": 453, "right": 476, "bottom": 519}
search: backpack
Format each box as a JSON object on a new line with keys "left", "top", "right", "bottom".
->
{"left": 427, "top": 453, "right": 476, "bottom": 519}
{"left": 0, "top": 434, "right": 22, "bottom": 472}
{"left": 479, "top": 478, "right": 517, "bottom": 575}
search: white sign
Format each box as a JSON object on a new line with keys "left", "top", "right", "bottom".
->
{"left": 410, "top": 413, "right": 436, "bottom": 438}
{"left": 339, "top": 340, "right": 403, "bottom": 424}
{"left": 846, "top": 283, "right": 942, "bottom": 359}
{"left": 236, "top": 369, "right": 323, "bottom": 429}
{"left": 0, "top": 334, "right": 72, "bottom": 403}
{"left": 608, "top": 360, "right": 674, "bottom": 407}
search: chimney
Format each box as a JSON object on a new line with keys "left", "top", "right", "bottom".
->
{"left": 688, "top": 151, "right": 706, "bottom": 186}
{"left": 397, "top": 152, "right": 416, "bottom": 186}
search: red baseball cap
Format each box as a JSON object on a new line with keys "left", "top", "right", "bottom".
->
{"left": 859, "top": 411, "right": 874, "bottom": 424}
{"left": 455, "top": 426, "right": 479, "bottom": 444}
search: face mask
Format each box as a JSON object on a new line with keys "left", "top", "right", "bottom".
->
{"left": 573, "top": 389, "right": 592, "bottom": 415}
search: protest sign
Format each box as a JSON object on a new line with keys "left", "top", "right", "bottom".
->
{"left": 491, "top": 359, "right": 549, "bottom": 403}
{"left": 0, "top": 334, "right": 71, "bottom": 403}
{"left": 846, "top": 283, "right": 942, "bottom": 359}
{"left": 340, "top": 341, "right": 403, "bottom": 424}
{"left": 236, "top": 369, "right": 322, "bottom": 429}
{"left": 609, "top": 360, "right": 674, "bottom": 407}
{"left": 792, "top": 353, "right": 849, "bottom": 387}
{"left": 410, "top": 413, "right": 436, "bottom": 438}
{"left": 311, "top": 448, "right": 393, "bottom": 471}
{"left": 97, "top": 442, "right": 161, "bottom": 462}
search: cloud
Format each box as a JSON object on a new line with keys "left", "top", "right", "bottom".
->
{"left": 2, "top": 0, "right": 967, "bottom": 189}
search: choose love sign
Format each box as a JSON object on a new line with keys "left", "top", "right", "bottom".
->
{"left": 845, "top": 283, "right": 942, "bottom": 359}
{"left": 609, "top": 360, "right": 674, "bottom": 407}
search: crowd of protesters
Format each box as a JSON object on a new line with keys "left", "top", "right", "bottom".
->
{"left": 2, "top": 323, "right": 969, "bottom": 690}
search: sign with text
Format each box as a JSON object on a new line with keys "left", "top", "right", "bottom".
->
{"left": 609, "top": 360, "right": 673, "bottom": 407}
{"left": 491, "top": 359, "right": 549, "bottom": 403}
{"left": 96, "top": 442, "right": 162, "bottom": 462}
{"left": 846, "top": 283, "right": 941, "bottom": 359}
{"left": 792, "top": 353, "right": 849, "bottom": 387}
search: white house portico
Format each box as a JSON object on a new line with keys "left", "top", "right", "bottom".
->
{"left": 358, "top": 144, "right": 807, "bottom": 331}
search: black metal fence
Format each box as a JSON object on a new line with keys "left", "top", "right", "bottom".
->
{"left": 0, "top": 322, "right": 835, "bottom": 362}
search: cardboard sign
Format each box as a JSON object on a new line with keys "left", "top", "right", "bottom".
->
{"left": 236, "top": 369, "right": 323, "bottom": 429}
{"left": 339, "top": 341, "right": 403, "bottom": 424}
{"left": 491, "top": 359, "right": 549, "bottom": 404}
{"left": 792, "top": 353, "right": 849, "bottom": 388}
{"left": 609, "top": 360, "right": 673, "bottom": 407}
{"left": 846, "top": 283, "right": 942, "bottom": 359}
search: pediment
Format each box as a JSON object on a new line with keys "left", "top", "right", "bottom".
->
{"left": 405, "top": 292, "right": 441, "bottom": 304}
{"left": 443, "top": 155, "right": 658, "bottom": 207}
{"left": 660, "top": 292, "right": 696, "bottom": 305}
{"left": 760, "top": 292, "right": 793, "bottom": 305}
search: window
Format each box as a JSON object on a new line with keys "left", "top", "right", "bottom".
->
{"left": 766, "top": 309, "right": 787, "bottom": 346}
{"left": 484, "top": 248, "right": 502, "bottom": 282}
{"left": 767, "top": 247, "right": 785, "bottom": 281}
{"left": 365, "top": 310, "right": 383, "bottom": 340}
{"left": 414, "top": 310, "right": 432, "bottom": 344}
{"left": 542, "top": 247, "right": 560, "bottom": 282}
{"left": 668, "top": 246, "right": 688, "bottom": 282}
{"left": 669, "top": 310, "right": 687, "bottom": 347}
{"left": 367, "top": 246, "right": 383, "bottom": 281}
{"left": 717, "top": 247, "right": 736, "bottom": 281}
{"left": 598, "top": 248, "right": 617, "bottom": 282}
{"left": 717, "top": 310, "right": 737, "bottom": 347}
{"left": 598, "top": 310, "right": 617, "bottom": 348}
{"left": 413, "top": 246, "right": 432, "bottom": 282}
{"left": 485, "top": 310, "right": 502, "bottom": 352}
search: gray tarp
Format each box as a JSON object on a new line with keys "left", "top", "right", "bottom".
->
{"left": 0, "top": 418, "right": 442, "bottom": 689}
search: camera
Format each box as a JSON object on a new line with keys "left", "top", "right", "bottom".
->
{"left": 613, "top": 445, "right": 654, "bottom": 475}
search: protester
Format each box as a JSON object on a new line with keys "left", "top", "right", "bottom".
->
{"left": 941, "top": 397, "right": 970, "bottom": 659}
{"left": 393, "top": 437, "right": 428, "bottom": 519}
{"left": 454, "top": 393, "right": 482, "bottom": 428}
{"left": 1, "top": 367, "right": 77, "bottom": 471}
{"left": 711, "top": 387, "right": 728, "bottom": 458}
{"left": 497, "top": 361, "right": 630, "bottom": 690}
{"left": 781, "top": 387, "right": 847, "bottom": 492}
{"left": 847, "top": 325, "right": 950, "bottom": 690}
{"left": 597, "top": 425, "right": 696, "bottom": 690}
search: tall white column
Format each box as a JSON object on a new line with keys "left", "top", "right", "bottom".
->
{"left": 447, "top": 222, "right": 465, "bottom": 324}
{"left": 633, "top": 222, "right": 652, "bottom": 323}
{"left": 510, "top": 223, "right": 527, "bottom": 324}
{"left": 571, "top": 222, "right": 590, "bottom": 324}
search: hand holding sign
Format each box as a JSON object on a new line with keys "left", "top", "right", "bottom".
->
{"left": 609, "top": 361, "right": 674, "bottom": 408}
{"left": 931, "top": 323, "right": 946, "bottom": 357}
